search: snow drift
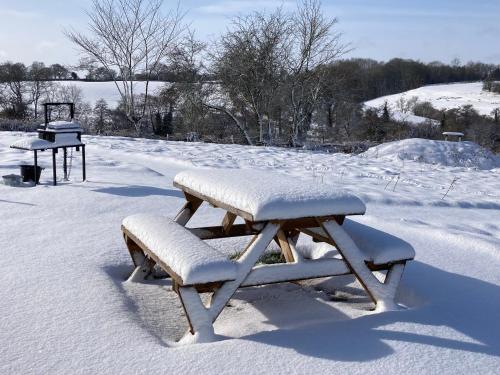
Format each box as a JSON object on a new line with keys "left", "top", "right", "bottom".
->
{"left": 362, "top": 138, "right": 500, "bottom": 170}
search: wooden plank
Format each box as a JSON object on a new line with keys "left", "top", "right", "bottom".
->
{"left": 241, "top": 258, "right": 351, "bottom": 286}
{"left": 195, "top": 282, "right": 223, "bottom": 293}
{"left": 319, "top": 219, "right": 385, "bottom": 305}
{"left": 222, "top": 212, "right": 237, "bottom": 234}
{"left": 275, "top": 215, "right": 347, "bottom": 231}
{"left": 173, "top": 182, "right": 255, "bottom": 221}
{"left": 366, "top": 261, "right": 406, "bottom": 272}
{"left": 187, "top": 224, "right": 261, "bottom": 240}
{"left": 177, "top": 286, "right": 214, "bottom": 336}
{"left": 128, "top": 257, "right": 156, "bottom": 282}
{"left": 175, "top": 182, "right": 363, "bottom": 223}
{"left": 299, "top": 227, "right": 337, "bottom": 247}
{"left": 207, "top": 222, "right": 279, "bottom": 321}
{"left": 122, "top": 226, "right": 185, "bottom": 286}
{"left": 276, "top": 230, "right": 295, "bottom": 263}
{"left": 123, "top": 233, "right": 146, "bottom": 267}
{"left": 174, "top": 193, "right": 203, "bottom": 226}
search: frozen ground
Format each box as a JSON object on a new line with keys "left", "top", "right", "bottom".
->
{"left": 0, "top": 132, "right": 499, "bottom": 374}
{"left": 365, "top": 82, "right": 500, "bottom": 125}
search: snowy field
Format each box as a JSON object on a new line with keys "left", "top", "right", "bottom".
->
{"left": 365, "top": 82, "right": 500, "bottom": 125}
{"left": 59, "top": 80, "right": 167, "bottom": 107}
{"left": 1, "top": 132, "right": 499, "bottom": 374}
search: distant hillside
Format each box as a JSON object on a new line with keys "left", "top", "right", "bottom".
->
{"left": 365, "top": 82, "right": 500, "bottom": 118}
{"left": 58, "top": 80, "right": 168, "bottom": 108}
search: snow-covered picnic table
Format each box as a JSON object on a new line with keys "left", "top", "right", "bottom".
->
{"left": 122, "top": 169, "right": 415, "bottom": 343}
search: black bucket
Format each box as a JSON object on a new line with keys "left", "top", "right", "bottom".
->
{"left": 20, "top": 165, "right": 43, "bottom": 183}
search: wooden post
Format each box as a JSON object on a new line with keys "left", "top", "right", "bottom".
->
{"left": 222, "top": 212, "right": 237, "bottom": 234}
{"left": 276, "top": 230, "right": 295, "bottom": 263}
{"left": 174, "top": 193, "right": 203, "bottom": 226}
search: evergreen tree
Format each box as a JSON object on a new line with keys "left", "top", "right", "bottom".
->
{"left": 163, "top": 110, "right": 173, "bottom": 135}
{"left": 382, "top": 101, "right": 391, "bottom": 122}
{"left": 152, "top": 112, "right": 163, "bottom": 135}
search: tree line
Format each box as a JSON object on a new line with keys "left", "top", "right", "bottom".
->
{"left": 1, "top": 0, "right": 499, "bottom": 152}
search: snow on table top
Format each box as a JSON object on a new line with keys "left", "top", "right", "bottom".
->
{"left": 45, "top": 120, "right": 82, "bottom": 130}
{"left": 122, "top": 214, "right": 238, "bottom": 285}
{"left": 174, "top": 169, "right": 366, "bottom": 221}
{"left": 10, "top": 134, "right": 84, "bottom": 150}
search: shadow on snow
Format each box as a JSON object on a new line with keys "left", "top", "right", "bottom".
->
{"left": 103, "top": 260, "right": 500, "bottom": 361}
{"left": 244, "top": 261, "right": 500, "bottom": 361}
{"left": 93, "top": 185, "right": 184, "bottom": 198}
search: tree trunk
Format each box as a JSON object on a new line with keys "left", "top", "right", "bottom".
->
{"left": 257, "top": 114, "right": 264, "bottom": 143}
{"left": 204, "top": 104, "right": 254, "bottom": 146}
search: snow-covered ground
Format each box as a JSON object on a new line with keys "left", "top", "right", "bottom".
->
{"left": 59, "top": 80, "right": 167, "bottom": 107}
{"left": 365, "top": 82, "right": 500, "bottom": 121}
{"left": 1, "top": 132, "right": 499, "bottom": 374}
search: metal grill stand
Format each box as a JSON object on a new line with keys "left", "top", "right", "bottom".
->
{"left": 10, "top": 102, "right": 86, "bottom": 186}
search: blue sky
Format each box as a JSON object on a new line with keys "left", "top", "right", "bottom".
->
{"left": 0, "top": 0, "right": 499, "bottom": 66}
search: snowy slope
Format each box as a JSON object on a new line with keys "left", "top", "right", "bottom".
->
{"left": 365, "top": 82, "right": 500, "bottom": 118}
{"left": 0, "top": 132, "right": 499, "bottom": 374}
{"left": 58, "top": 80, "right": 167, "bottom": 107}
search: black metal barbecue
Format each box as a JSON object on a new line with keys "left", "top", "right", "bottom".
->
{"left": 10, "top": 102, "right": 86, "bottom": 186}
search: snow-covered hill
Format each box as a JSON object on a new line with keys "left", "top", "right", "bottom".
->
{"left": 365, "top": 82, "right": 500, "bottom": 120}
{"left": 59, "top": 80, "right": 167, "bottom": 107}
{"left": 1, "top": 133, "right": 499, "bottom": 374}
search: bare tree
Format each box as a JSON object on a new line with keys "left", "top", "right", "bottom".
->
{"left": 0, "top": 62, "right": 30, "bottom": 119}
{"left": 65, "top": 0, "right": 184, "bottom": 133}
{"left": 28, "top": 62, "right": 53, "bottom": 120}
{"left": 211, "top": 9, "right": 291, "bottom": 144}
{"left": 201, "top": 0, "right": 347, "bottom": 146}
{"left": 287, "top": 0, "right": 349, "bottom": 145}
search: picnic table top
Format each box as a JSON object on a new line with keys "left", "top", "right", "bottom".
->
{"left": 173, "top": 169, "right": 366, "bottom": 222}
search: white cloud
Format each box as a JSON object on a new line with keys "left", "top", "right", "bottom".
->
{"left": 198, "top": 0, "right": 294, "bottom": 15}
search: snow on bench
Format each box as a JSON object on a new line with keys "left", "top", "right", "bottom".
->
{"left": 343, "top": 220, "right": 415, "bottom": 265}
{"left": 122, "top": 214, "right": 238, "bottom": 285}
{"left": 302, "top": 219, "right": 415, "bottom": 265}
{"left": 173, "top": 169, "right": 366, "bottom": 221}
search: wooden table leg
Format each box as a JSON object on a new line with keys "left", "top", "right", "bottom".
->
{"left": 207, "top": 222, "right": 279, "bottom": 321}
{"left": 174, "top": 193, "right": 203, "bottom": 226}
{"left": 319, "top": 219, "right": 401, "bottom": 310}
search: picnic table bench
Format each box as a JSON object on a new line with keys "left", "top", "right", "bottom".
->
{"left": 122, "top": 169, "right": 415, "bottom": 343}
